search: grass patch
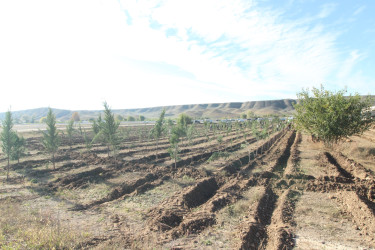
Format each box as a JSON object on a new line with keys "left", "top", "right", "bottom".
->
{"left": 207, "top": 151, "right": 230, "bottom": 162}
{"left": 55, "top": 182, "right": 112, "bottom": 203}
{"left": 0, "top": 198, "right": 89, "bottom": 249}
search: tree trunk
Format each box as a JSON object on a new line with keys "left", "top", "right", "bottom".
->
{"left": 156, "top": 140, "right": 159, "bottom": 160}
{"left": 6, "top": 156, "right": 10, "bottom": 180}
{"left": 53, "top": 152, "right": 56, "bottom": 170}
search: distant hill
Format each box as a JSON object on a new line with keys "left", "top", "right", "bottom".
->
{"left": 1, "top": 96, "right": 373, "bottom": 122}
{"left": 0, "top": 99, "right": 298, "bottom": 122}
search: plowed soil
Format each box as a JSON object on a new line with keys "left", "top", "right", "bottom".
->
{"left": 1, "top": 124, "right": 375, "bottom": 249}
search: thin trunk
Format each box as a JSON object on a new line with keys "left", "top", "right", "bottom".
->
{"left": 52, "top": 152, "right": 56, "bottom": 170}
{"left": 156, "top": 139, "right": 159, "bottom": 160}
{"left": 174, "top": 143, "right": 178, "bottom": 169}
{"left": 6, "top": 156, "right": 10, "bottom": 180}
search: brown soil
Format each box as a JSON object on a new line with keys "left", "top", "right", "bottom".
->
{"left": 2, "top": 124, "right": 375, "bottom": 249}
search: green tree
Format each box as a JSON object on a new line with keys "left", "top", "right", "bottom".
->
{"left": 83, "top": 129, "right": 92, "bottom": 152}
{"left": 41, "top": 108, "right": 60, "bottom": 170}
{"left": 241, "top": 113, "right": 247, "bottom": 119}
{"left": 115, "top": 114, "right": 124, "bottom": 122}
{"left": 165, "top": 118, "right": 175, "bottom": 136}
{"left": 92, "top": 115, "right": 103, "bottom": 136}
{"left": 247, "top": 111, "right": 255, "bottom": 119}
{"left": 11, "top": 134, "right": 26, "bottom": 165}
{"left": 66, "top": 119, "right": 75, "bottom": 149}
{"left": 139, "top": 115, "right": 146, "bottom": 121}
{"left": 152, "top": 109, "right": 166, "bottom": 159}
{"left": 177, "top": 113, "right": 192, "bottom": 127}
{"left": 127, "top": 115, "right": 136, "bottom": 121}
{"left": 1, "top": 111, "right": 17, "bottom": 180}
{"left": 186, "top": 124, "right": 195, "bottom": 147}
{"left": 21, "top": 115, "right": 30, "bottom": 123}
{"left": 94, "top": 102, "right": 121, "bottom": 158}
{"left": 77, "top": 122, "right": 83, "bottom": 137}
{"left": 168, "top": 125, "right": 181, "bottom": 169}
{"left": 217, "top": 135, "right": 223, "bottom": 151}
{"left": 176, "top": 113, "right": 192, "bottom": 146}
{"left": 294, "top": 85, "right": 373, "bottom": 146}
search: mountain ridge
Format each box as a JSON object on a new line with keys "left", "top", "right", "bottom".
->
{"left": 1, "top": 96, "right": 372, "bottom": 121}
{"left": 0, "top": 98, "right": 297, "bottom": 121}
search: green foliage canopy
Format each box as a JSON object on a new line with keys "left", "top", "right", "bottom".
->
{"left": 293, "top": 85, "right": 373, "bottom": 145}
{"left": 127, "top": 116, "right": 136, "bottom": 121}
{"left": 1, "top": 111, "right": 17, "bottom": 179}
{"left": 11, "top": 134, "right": 26, "bottom": 164}
{"left": 152, "top": 109, "right": 166, "bottom": 140}
{"left": 177, "top": 113, "right": 192, "bottom": 128}
{"left": 66, "top": 119, "right": 75, "bottom": 149}
{"left": 152, "top": 109, "right": 166, "bottom": 159}
{"left": 95, "top": 102, "right": 121, "bottom": 157}
{"left": 41, "top": 108, "right": 60, "bottom": 169}
{"left": 92, "top": 115, "right": 102, "bottom": 135}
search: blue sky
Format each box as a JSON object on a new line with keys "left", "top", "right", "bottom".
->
{"left": 0, "top": 0, "right": 374, "bottom": 112}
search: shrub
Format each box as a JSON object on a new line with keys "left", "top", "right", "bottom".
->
{"left": 293, "top": 85, "right": 373, "bottom": 146}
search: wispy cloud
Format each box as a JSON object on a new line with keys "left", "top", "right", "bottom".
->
{"left": 0, "top": 0, "right": 372, "bottom": 112}
{"left": 337, "top": 50, "right": 363, "bottom": 79}
{"left": 317, "top": 3, "right": 337, "bottom": 19}
{"left": 353, "top": 6, "right": 366, "bottom": 16}
{"left": 119, "top": 0, "right": 341, "bottom": 98}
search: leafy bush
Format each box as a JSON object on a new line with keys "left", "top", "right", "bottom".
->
{"left": 293, "top": 85, "right": 373, "bottom": 145}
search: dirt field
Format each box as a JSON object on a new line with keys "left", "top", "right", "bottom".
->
{"left": 1, "top": 124, "right": 374, "bottom": 249}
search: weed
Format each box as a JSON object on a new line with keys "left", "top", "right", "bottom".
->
{"left": 202, "top": 239, "right": 213, "bottom": 246}
{"left": 207, "top": 151, "right": 230, "bottom": 162}
{"left": 97, "top": 216, "right": 105, "bottom": 223}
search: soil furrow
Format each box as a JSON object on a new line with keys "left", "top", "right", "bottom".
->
{"left": 324, "top": 152, "right": 354, "bottom": 180}
{"left": 331, "top": 151, "right": 375, "bottom": 180}
{"left": 336, "top": 191, "right": 375, "bottom": 247}
{"left": 265, "top": 189, "right": 301, "bottom": 250}
{"left": 239, "top": 187, "right": 278, "bottom": 249}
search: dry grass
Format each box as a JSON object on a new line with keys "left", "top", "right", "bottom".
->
{"left": 297, "top": 134, "right": 326, "bottom": 177}
{"left": 0, "top": 198, "right": 89, "bottom": 249}
{"left": 294, "top": 192, "right": 370, "bottom": 250}
{"left": 336, "top": 133, "right": 375, "bottom": 173}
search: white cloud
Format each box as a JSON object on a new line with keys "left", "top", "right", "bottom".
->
{"left": 0, "top": 0, "right": 370, "bottom": 112}
{"left": 353, "top": 6, "right": 366, "bottom": 16}
{"left": 119, "top": 0, "right": 341, "bottom": 97}
{"left": 337, "top": 50, "right": 362, "bottom": 80}
{"left": 317, "top": 3, "right": 337, "bottom": 19}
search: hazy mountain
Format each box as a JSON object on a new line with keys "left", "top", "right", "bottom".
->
{"left": 1, "top": 96, "right": 373, "bottom": 122}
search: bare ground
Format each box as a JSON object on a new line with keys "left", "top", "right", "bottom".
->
{"left": 1, "top": 124, "right": 375, "bottom": 249}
